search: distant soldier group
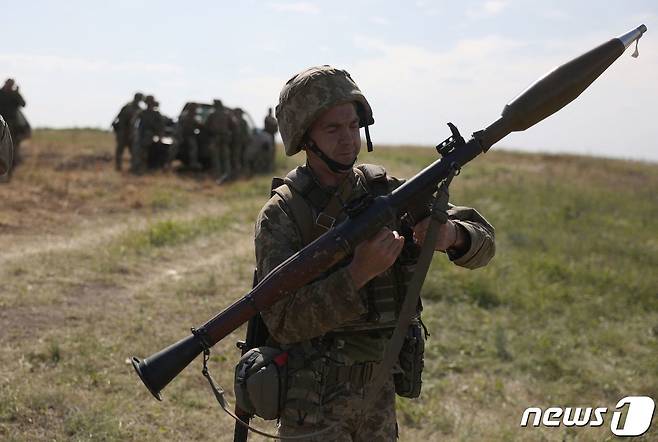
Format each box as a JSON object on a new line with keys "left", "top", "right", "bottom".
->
{"left": 112, "top": 93, "right": 278, "bottom": 182}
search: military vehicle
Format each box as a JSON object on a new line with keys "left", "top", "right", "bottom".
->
{"left": 175, "top": 102, "right": 275, "bottom": 173}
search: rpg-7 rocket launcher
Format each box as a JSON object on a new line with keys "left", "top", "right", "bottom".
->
{"left": 131, "top": 24, "right": 647, "bottom": 402}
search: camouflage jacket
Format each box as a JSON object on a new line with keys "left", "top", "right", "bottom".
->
{"left": 114, "top": 101, "right": 141, "bottom": 134}
{"left": 137, "top": 109, "right": 164, "bottom": 141}
{"left": 255, "top": 165, "right": 496, "bottom": 345}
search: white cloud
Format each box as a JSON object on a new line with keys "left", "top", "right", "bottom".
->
{"left": 0, "top": 53, "right": 183, "bottom": 75}
{"left": 484, "top": 0, "right": 508, "bottom": 14}
{"left": 348, "top": 33, "right": 658, "bottom": 160}
{"left": 269, "top": 2, "right": 320, "bottom": 14}
{"left": 370, "top": 16, "right": 390, "bottom": 25}
{"left": 467, "top": 0, "right": 509, "bottom": 19}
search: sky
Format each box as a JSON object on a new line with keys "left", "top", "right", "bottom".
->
{"left": 1, "top": 0, "right": 657, "bottom": 161}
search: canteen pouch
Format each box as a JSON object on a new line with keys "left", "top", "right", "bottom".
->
{"left": 234, "top": 346, "right": 288, "bottom": 420}
{"left": 394, "top": 321, "right": 425, "bottom": 398}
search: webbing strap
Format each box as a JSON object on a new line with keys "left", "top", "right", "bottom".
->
{"left": 359, "top": 166, "right": 458, "bottom": 417}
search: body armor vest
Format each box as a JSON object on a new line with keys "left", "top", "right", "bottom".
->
{"left": 271, "top": 164, "right": 421, "bottom": 339}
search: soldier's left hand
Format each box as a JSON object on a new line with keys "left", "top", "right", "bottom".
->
{"left": 413, "top": 217, "right": 461, "bottom": 252}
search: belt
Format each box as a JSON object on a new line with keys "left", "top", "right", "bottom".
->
{"left": 326, "top": 362, "right": 381, "bottom": 388}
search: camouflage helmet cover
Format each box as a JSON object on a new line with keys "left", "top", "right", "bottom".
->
{"left": 276, "top": 65, "right": 374, "bottom": 156}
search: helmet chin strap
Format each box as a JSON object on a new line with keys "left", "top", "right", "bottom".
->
{"left": 307, "top": 140, "right": 355, "bottom": 173}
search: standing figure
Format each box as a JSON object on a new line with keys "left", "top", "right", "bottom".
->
{"left": 264, "top": 106, "right": 278, "bottom": 141}
{"left": 0, "top": 79, "right": 27, "bottom": 165}
{"left": 253, "top": 66, "right": 496, "bottom": 440}
{"left": 0, "top": 115, "right": 13, "bottom": 181}
{"left": 132, "top": 95, "right": 163, "bottom": 174}
{"left": 112, "top": 92, "right": 144, "bottom": 171}
{"left": 231, "top": 107, "right": 250, "bottom": 176}
{"left": 205, "top": 99, "right": 233, "bottom": 184}
{"left": 179, "top": 103, "right": 203, "bottom": 170}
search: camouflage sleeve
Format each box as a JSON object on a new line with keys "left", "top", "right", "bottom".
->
{"left": 387, "top": 175, "right": 495, "bottom": 269}
{"left": 255, "top": 196, "right": 367, "bottom": 344}
{"left": 446, "top": 205, "right": 495, "bottom": 269}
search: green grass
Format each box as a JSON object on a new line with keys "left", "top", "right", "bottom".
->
{"left": 1, "top": 130, "right": 656, "bottom": 441}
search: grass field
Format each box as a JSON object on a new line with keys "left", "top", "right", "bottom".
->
{"left": 0, "top": 129, "right": 656, "bottom": 441}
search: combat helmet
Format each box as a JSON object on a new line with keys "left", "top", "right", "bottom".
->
{"left": 276, "top": 65, "right": 374, "bottom": 157}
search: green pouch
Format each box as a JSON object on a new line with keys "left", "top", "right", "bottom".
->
{"left": 394, "top": 321, "right": 425, "bottom": 398}
{"left": 234, "top": 346, "right": 288, "bottom": 420}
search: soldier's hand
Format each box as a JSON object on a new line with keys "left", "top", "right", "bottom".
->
{"left": 348, "top": 227, "right": 404, "bottom": 289}
{"left": 413, "top": 217, "right": 465, "bottom": 252}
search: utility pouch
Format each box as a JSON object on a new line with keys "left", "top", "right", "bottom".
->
{"left": 280, "top": 346, "right": 328, "bottom": 427}
{"left": 394, "top": 321, "right": 425, "bottom": 398}
{"left": 234, "top": 346, "right": 288, "bottom": 420}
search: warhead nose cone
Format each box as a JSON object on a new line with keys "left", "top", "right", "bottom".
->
{"left": 617, "top": 24, "right": 647, "bottom": 49}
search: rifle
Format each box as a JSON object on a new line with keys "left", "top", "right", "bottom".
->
{"left": 131, "top": 23, "right": 646, "bottom": 416}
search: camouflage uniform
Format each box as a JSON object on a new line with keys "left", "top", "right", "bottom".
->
{"left": 264, "top": 108, "right": 278, "bottom": 139}
{"left": 253, "top": 65, "right": 496, "bottom": 441}
{"left": 113, "top": 93, "right": 143, "bottom": 171}
{"left": 0, "top": 115, "right": 13, "bottom": 179}
{"left": 179, "top": 106, "right": 203, "bottom": 169}
{"left": 0, "top": 80, "right": 27, "bottom": 164}
{"left": 256, "top": 167, "right": 494, "bottom": 440}
{"left": 230, "top": 108, "right": 250, "bottom": 175}
{"left": 206, "top": 100, "right": 232, "bottom": 181}
{"left": 132, "top": 98, "right": 164, "bottom": 174}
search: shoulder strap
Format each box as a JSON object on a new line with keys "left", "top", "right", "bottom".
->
{"left": 271, "top": 183, "right": 316, "bottom": 246}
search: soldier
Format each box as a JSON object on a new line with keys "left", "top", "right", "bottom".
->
{"left": 132, "top": 95, "right": 164, "bottom": 174}
{"left": 230, "top": 107, "right": 250, "bottom": 176}
{"left": 264, "top": 106, "right": 278, "bottom": 140}
{"left": 112, "top": 92, "right": 144, "bottom": 171}
{"left": 254, "top": 66, "right": 496, "bottom": 440}
{"left": 0, "top": 115, "right": 13, "bottom": 181}
{"left": 179, "top": 103, "right": 203, "bottom": 170}
{"left": 205, "top": 99, "right": 232, "bottom": 184}
{"left": 0, "top": 79, "right": 27, "bottom": 164}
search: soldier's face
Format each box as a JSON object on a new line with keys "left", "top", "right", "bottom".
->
{"left": 308, "top": 102, "right": 361, "bottom": 165}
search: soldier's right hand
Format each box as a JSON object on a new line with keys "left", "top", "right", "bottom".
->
{"left": 347, "top": 227, "right": 404, "bottom": 289}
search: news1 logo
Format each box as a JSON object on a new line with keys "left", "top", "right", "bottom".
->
{"left": 520, "top": 396, "right": 655, "bottom": 437}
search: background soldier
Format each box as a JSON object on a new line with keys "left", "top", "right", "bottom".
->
{"left": 0, "top": 115, "right": 13, "bottom": 182}
{"left": 132, "top": 95, "right": 163, "bottom": 174}
{"left": 231, "top": 107, "right": 250, "bottom": 176}
{"left": 205, "top": 99, "right": 232, "bottom": 184}
{"left": 254, "top": 66, "right": 496, "bottom": 440}
{"left": 112, "top": 92, "right": 144, "bottom": 171}
{"left": 264, "top": 106, "right": 278, "bottom": 142}
{"left": 179, "top": 103, "right": 203, "bottom": 170}
{"left": 0, "top": 79, "right": 27, "bottom": 165}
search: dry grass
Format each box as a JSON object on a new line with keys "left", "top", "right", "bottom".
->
{"left": 0, "top": 130, "right": 656, "bottom": 441}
